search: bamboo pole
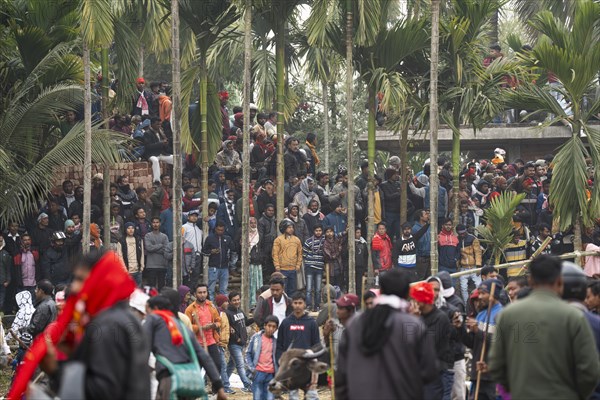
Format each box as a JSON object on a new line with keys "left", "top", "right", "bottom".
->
{"left": 325, "top": 262, "right": 335, "bottom": 399}
{"left": 448, "top": 250, "right": 599, "bottom": 279}
{"left": 474, "top": 282, "right": 496, "bottom": 400}
{"left": 171, "top": 0, "right": 182, "bottom": 288}
{"left": 515, "top": 236, "right": 552, "bottom": 276}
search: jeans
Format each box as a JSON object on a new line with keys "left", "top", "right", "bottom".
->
{"left": 442, "top": 369, "right": 455, "bottom": 400}
{"left": 149, "top": 155, "right": 173, "bottom": 182}
{"left": 227, "top": 344, "right": 251, "bottom": 388}
{"left": 208, "top": 267, "right": 229, "bottom": 301}
{"left": 305, "top": 268, "right": 323, "bottom": 309}
{"left": 130, "top": 272, "right": 142, "bottom": 287}
{"left": 218, "top": 346, "right": 232, "bottom": 390}
{"left": 385, "top": 211, "right": 401, "bottom": 240}
{"left": 252, "top": 370, "right": 274, "bottom": 400}
{"left": 424, "top": 372, "right": 444, "bottom": 400}
{"left": 281, "top": 269, "right": 297, "bottom": 295}
{"left": 460, "top": 273, "right": 481, "bottom": 304}
{"left": 249, "top": 264, "right": 263, "bottom": 308}
{"left": 229, "top": 252, "right": 239, "bottom": 271}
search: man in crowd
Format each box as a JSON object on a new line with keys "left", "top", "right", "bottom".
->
{"left": 412, "top": 209, "right": 432, "bottom": 280}
{"left": 284, "top": 137, "right": 308, "bottom": 180}
{"left": 144, "top": 217, "right": 169, "bottom": 290}
{"left": 457, "top": 224, "right": 482, "bottom": 303}
{"left": 0, "top": 235, "right": 12, "bottom": 311}
{"left": 41, "top": 232, "right": 69, "bottom": 286}
{"left": 254, "top": 277, "right": 292, "bottom": 337}
{"left": 202, "top": 221, "right": 233, "bottom": 300}
{"left": 14, "top": 234, "right": 38, "bottom": 296}
{"left": 272, "top": 220, "right": 302, "bottom": 295}
{"left": 31, "top": 213, "right": 52, "bottom": 256}
{"left": 392, "top": 221, "right": 430, "bottom": 282}
{"left": 225, "top": 291, "right": 253, "bottom": 393}
{"left": 185, "top": 283, "right": 222, "bottom": 373}
{"left": 380, "top": 168, "right": 403, "bottom": 239}
{"left": 488, "top": 255, "right": 600, "bottom": 399}
{"left": 183, "top": 209, "right": 203, "bottom": 286}
{"left": 27, "top": 279, "right": 57, "bottom": 339}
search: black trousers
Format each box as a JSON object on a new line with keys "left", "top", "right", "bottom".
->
{"left": 144, "top": 268, "right": 166, "bottom": 290}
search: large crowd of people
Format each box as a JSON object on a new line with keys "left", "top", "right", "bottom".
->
{"left": 2, "top": 74, "right": 600, "bottom": 400}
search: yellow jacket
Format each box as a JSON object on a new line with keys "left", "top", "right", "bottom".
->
{"left": 218, "top": 310, "right": 230, "bottom": 347}
{"left": 272, "top": 234, "right": 303, "bottom": 271}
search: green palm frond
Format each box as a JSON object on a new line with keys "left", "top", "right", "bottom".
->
{"left": 80, "top": 0, "right": 115, "bottom": 47}
{"left": 112, "top": 18, "right": 140, "bottom": 113}
{"left": 476, "top": 192, "right": 526, "bottom": 264}
{"left": 550, "top": 136, "right": 591, "bottom": 229}
{"left": 0, "top": 123, "right": 125, "bottom": 225}
{"left": 0, "top": 83, "right": 83, "bottom": 152}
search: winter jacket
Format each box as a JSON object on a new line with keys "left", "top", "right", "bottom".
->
{"left": 355, "top": 238, "right": 369, "bottom": 275}
{"left": 438, "top": 230, "right": 460, "bottom": 272}
{"left": 218, "top": 310, "right": 230, "bottom": 347}
{"left": 202, "top": 234, "right": 233, "bottom": 269}
{"left": 303, "top": 236, "right": 325, "bottom": 271}
{"left": 185, "top": 301, "right": 221, "bottom": 346}
{"left": 144, "top": 231, "right": 169, "bottom": 269}
{"left": 217, "top": 202, "right": 238, "bottom": 239}
{"left": 371, "top": 233, "right": 393, "bottom": 271}
{"left": 413, "top": 222, "right": 431, "bottom": 257}
{"left": 41, "top": 246, "right": 70, "bottom": 285}
{"left": 246, "top": 331, "right": 278, "bottom": 372}
{"left": 380, "top": 180, "right": 401, "bottom": 214}
{"left": 258, "top": 214, "right": 277, "bottom": 261}
{"left": 118, "top": 235, "right": 144, "bottom": 273}
{"left": 392, "top": 223, "right": 430, "bottom": 268}
{"left": 303, "top": 211, "right": 326, "bottom": 234}
{"left": 253, "top": 292, "right": 293, "bottom": 329}
{"left": 272, "top": 234, "right": 302, "bottom": 271}
{"left": 226, "top": 305, "right": 254, "bottom": 347}
{"left": 284, "top": 149, "right": 307, "bottom": 180}
{"left": 13, "top": 250, "right": 40, "bottom": 287}
{"left": 28, "top": 296, "right": 57, "bottom": 338}
{"left": 256, "top": 192, "right": 277, "bottom": 217}
{"left": 329, "top": 183, "right": 363, "bottom": 214}
{"left": 50, "top": 302, "right": 150, "bottom": 400}
{"left": 421, "top": 306, "right": 453, "bottom": 370}
{"left": 458, "top": 234, "right": 482, "bottom": 269}
{"left": 288, "top": 215, "right": 309, "bottom": 245}
{"left": 336, "top": 308, "right": 438, "bottom": 400}
{"left": 425, "top": 185, "right": 448, "bottom": 218}
{"left": 276, "top": 312, "right": 320, "bottom": 361}
{"left": 324, "top": 211, "right": 348, "bottom": 236}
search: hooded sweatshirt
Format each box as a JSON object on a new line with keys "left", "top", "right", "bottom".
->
{"left": 226, "top": 305, "right": 254, "bottom": 346}
{"left": 275, "top": 312, "right": 320, "bottom": 361}
{"left": 392, "top": 223, "right": 430, "bottom": 268}
{"left": 438, "top": 229, "right": 460, "bottom": 272}
{"left": 272, "top": 234, "right": 302, "bottom": 271}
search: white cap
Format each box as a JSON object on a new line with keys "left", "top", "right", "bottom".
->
{"left": 129, "top": 289, "right": 149, "bottom": 315}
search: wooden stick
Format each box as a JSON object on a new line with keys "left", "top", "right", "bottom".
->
{"left": 192, "top": 312, "right": 209, "bottom": 352}
{"left": 515, "top": 236, "right": 552, "bottom": 276}
{"left": 325, "top": 263, "right": 335, "bottom": 400}
{"left": 361, "top": 275, "right": 367, "bottom": 309}
{"left": 474, "top": 282, "right": 497, "bottom": 400}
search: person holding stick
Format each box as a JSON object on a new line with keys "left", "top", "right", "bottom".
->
{"left": 452, "top": 278, "right": 503, "bottom": 400}
{"left": 487, "top": 255, "right": 600, "bottom": 400}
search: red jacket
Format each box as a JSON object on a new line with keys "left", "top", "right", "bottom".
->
{"left": 372, "top": 233, "right": 393, "bottom": 271}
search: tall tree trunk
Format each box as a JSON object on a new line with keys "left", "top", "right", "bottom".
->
{"left": 330, "top": 82, "right": 337, "bottom": 130}
{"left": 138, "top": 44, "right": 145, "bottom": 77}
{"left": 200, "top": 54, "right": 209, "bottom": 284}
{"left": 429, "top": 0, "right": 441, "bottom": 274}
{"left": 82, "top": 43, "right": 92, "bottom": 254}
{"left": 171, "top": 0, "right": 183, "bottom": 287}
{"left": 346, "top": 0, "right": 356, "bottom": 294}
{"left": 322, "top": 81, "right": 330, "bottom": 175}
{"left": 574, "top": 216, "right": 583, "bottom": 266}
{"left": 490, "top": 8, "right": 499, "bottom": 45}
{"left": 366, "top": 87, "right": 376, "bottom": 287}
{"left": 101, "top": 47, "right": 111, "bottom": 248}
{"left": 399, "top": 124, "right": 409, "bottom": 223}
{"left": 275, "top": 21, "right": 285, "bottom": 223}
{"left": 241, "top": 0, "right": 252, "bottom": 311}
{"left": 451, "top": 108, "right": 461, "bottom": 226}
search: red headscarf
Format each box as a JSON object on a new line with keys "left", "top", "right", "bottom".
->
{"left": 410, "top": 282, "right": 434, "bottom": 305}
{"left": 8, "top": 251, "right": 136, "bottom": 400}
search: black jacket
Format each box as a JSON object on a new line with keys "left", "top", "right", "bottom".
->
{"left": 0, "top": 248, "right": 12, "bottom": 285}
{"left": 421, "top": 306, "right": 453, "bottom": 370}
{"left": 256, "top": 192, "right": 277, "bottom": 217}
{"left": 380, "top": 180, "right": 402, "bottom": 214}
{"left": 120, "top": 235, "right": 143, "bottom": 272}
{"left": 258, "top": 214, "right": 277, "bottom": 264}
{"left": 226, "top": 305, "right": 254, "bottom": 346}
{"left": 28, "top": 296, "right": 57, "bottom": 338}
{"left": 254, "top": 293, "right": 292, "bottom": 329}
{"left": 202, "top": 234, "right": 233, "bottom": 269}
{"left": 284, "top": 150, "right": 307, "bottom": 180}
{"left": 51, "top": 302, "right": 150, "bottom": 400}
{"left": 41, "top": 246, "right": 70, "bottom": 285}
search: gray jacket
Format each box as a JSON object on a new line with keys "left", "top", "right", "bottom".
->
{"left": 28, "top": 296, "right": 57, "bottom": 338}
{"left": 144, "top": 231, "right": 169, "bottom": 269}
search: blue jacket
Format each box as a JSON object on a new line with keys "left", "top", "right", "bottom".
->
{"left": 412, "top": 222, "right": 431, "bottom": 257}
{"left": 425, "top": 185, "right": 448, "bottom": 218}
{"left": 202, "top": 233, "right": 233, "bottom": 269}
{"left": 324, "top": 212, "right": 347, "bottom": 236}
{"left": 246, "top": 331, "right": 278, "bottom": 372}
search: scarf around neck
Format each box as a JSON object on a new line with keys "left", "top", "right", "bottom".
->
{"left": 305, "top": 140, "right": 320, "bottom": 166}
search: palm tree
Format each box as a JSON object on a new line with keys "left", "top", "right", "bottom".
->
{"left": 171, "top": 0, "right": 182, "bottom": 287}
{"left": 439, "top": 0, "right": 509, "bottom": 226}
{"left": 429, "top": 0, "right": 441, "bottom": 274}
{"left": 179, "top": 0, "right": 239, "bottom": 256}
{"left": 508, "top": 0, "right": 600, "bottom": 262}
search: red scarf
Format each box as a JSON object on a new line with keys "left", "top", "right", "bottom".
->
{"left": 8, "top": 251, "right": 136, "bottom": 400}
{"left": 153, "top": 310, "right": 183, "bottom": 346}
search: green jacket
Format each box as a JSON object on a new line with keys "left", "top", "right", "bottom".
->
{"left": 488, "top": 289, "right": 600, "bottom": 400}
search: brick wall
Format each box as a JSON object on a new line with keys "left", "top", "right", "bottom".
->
{"left": 52, "top": 161, "right": 172, "bottom": 190}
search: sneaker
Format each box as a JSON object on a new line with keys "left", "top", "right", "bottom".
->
{"left": 241, "top": 387, "right": 252, "bottom": 393}
{"left": 224, "top": 388, "right": 236, "bottom": 394}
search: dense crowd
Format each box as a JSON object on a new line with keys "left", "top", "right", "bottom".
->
{"left": 3, "top": 75, "right": 600, "bottom": 400}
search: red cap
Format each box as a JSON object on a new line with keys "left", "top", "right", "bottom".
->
{"left": 470, "top": 289, "right": 480, "bottom": 299}
{"left": 219, "top": 91, "right": 229, "bottom": 100}
{"left": 336, "top": 294, "right": 359, "bottom": 308}
{"left": 410, "top": 282, "right": 434, "bottom": 305}
{"left": 136, "top": 77, "right": 145, "bottom": 84}
{"left": 227, "top": 135, "right": 238, "bottom": 141}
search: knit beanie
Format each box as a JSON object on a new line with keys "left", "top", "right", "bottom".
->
{"left": 215, "top": 294, "right": 228, "bottom": 308}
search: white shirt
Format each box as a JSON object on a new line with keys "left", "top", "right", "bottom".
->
{"left": 183, "top": 222, "right": 203, "bottom": 253}
{"left": 272, "top": 296, "right": 287, "bottom": 339}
